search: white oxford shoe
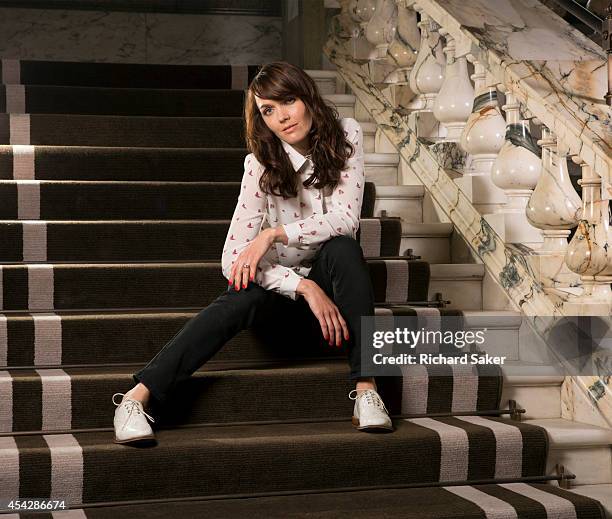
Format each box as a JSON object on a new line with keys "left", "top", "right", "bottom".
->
{"left": 348, "top": 388, "right": 393, "bottom": 431}
{"left": 112, "top": 392, "right": 156, "bottom": 444}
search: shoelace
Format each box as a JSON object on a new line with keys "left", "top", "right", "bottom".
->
{"left": 348, "top": 389, "right": 389, "bottom": 414}
{"left": 112, "top": 392, "right": 155, "bottom": 427}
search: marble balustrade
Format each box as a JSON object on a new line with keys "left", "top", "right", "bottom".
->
{"left": 326, "top": 0, "right": 612, "bottom": 429}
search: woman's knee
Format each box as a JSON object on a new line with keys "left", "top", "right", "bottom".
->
{"left": 222, "top": 281, "right": 271, "bottom": 306}
{"left": 321, "top": 235, "right": 364, "bottom": 262}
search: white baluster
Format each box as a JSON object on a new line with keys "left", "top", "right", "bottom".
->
{"left": 387, "top": 0, "right": 419, "bottom": 83}
{"left": 348, "top": 0, "right": 377, "bottom": 60}
{"left": 454, "top": 58, "right": 506, "bottom": 213}
{"left": 485, "top": 91, "right": 543, "bottom": 246}
{"left": 432, "top": 30, "right": 474, "bottom": 141}
{"left": 563, "top": 160, "right": 612, "bottom": 314}
{"left": 526, "top": 128, "right": 581, "bottom": 289}
{"left": 365, "top": 0, "right": 397, "bottom": 59}
{"left": 407, "top": 9, "right": 444, "bottom": 111}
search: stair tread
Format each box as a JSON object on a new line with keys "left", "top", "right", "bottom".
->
{"left": 5, "top": 358, "right": 348, "bottom": 375}
{"left": 523, "top": 418, "right": 612, "bottom": 447}
{"left": 18, "top": 484, "right": 606, "bottom": 518}
{"left": 12, "top": 415, "right": 542, "bottom": 446}
{"left": 570, "top": 484, "right": 612, "bottom": 517}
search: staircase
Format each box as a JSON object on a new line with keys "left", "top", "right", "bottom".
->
{"left": 0, "top": 59, "right": 609, "bottom": 518}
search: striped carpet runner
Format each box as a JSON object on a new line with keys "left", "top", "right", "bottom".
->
{"left": 0, "top": 59, "right": 604, "bottom": 517}
{"left": 3, "top": 419, "right": 548, "bottom": 501}
{"left": 10, "top": 484, "right": 601, "bottom": 519}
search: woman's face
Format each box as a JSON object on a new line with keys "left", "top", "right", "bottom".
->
{"left": 254, "top": 94, "right": 313, "bottom": 155}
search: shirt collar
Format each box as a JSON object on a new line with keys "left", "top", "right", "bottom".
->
{"left": 281, "top": 138, "right": 310, "bottom": 173}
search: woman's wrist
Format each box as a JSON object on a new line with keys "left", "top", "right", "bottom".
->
{"left": 269, "top": 226, "right": 288, "bottom": 246}
{"left": 296, "top": 279, "right": 315, "bottom": 296}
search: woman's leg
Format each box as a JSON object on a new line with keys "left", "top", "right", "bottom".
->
{"left": 129, "top": 282, "right": 282, "bottom": 409}
{"left": 305, "top": 236, "right": 392, "bottom": 431}
{"left": 305, "top": 235, "right": 376, "bottom": 389}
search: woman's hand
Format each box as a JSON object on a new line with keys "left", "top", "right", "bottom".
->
{"left": 228, "top": 228, "right": 275, "bottom": 291}
{"left": 298, "top": 280, "right": 350, "bottom": 348}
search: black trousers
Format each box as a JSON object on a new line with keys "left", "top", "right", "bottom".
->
{"left": 133, "top": 235, "right": 375, "bottom": 407}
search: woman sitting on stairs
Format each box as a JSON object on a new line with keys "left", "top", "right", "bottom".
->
{"left": 112, "top": 61, "right": 393, "bottom": 444}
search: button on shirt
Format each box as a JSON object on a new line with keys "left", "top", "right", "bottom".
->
{"left": 221, "top": 117, "right": 364, "bottom": 301}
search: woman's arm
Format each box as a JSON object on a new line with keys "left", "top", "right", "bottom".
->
{"left": 281, "top": 118, "right": 365, "bottom": 248}
{"left": 221, "top": 154, "right": 304, "bottom": 300}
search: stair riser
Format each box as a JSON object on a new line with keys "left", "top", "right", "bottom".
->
{"left": 0, "top": 61, "right": 261, "bottom": 89}
{"left": 0, "top": 114, "right": 245, "bottom": 148}
{"left": 500, "top": 385, "right": 562, "bottom": 420}
{"left": 1, "top": 363, "right": 504, "bottom": 432}
{"left": 0, "top": 261, "right": 430, "bottom": 311}
{"left": 1, "top": 86, "right": 246, "bottom": 117}
{"left": 546, "top": 447, "right": 612, "bottom": 485}
{"left": 0, "top": 146, "right": 248, "bottom": 182}
{"left": 0, "top": 182, "right": 241, "bottom": 220}
{"left": 0, "top": 181, "right": 377, "bottom": 221}
{"left": 363, "top": 128, "right": 376, "bottom": 154}
{"left": 0, "top": 311, "right": 347, "bottom": 368}
{"left": 0, "top": 218, "right": 402, "bottom": 262}
{"left": 365, "top": 165, "right": 400, "bottom": 185}
{"left": 400, "top": 236, "right": 451, "bottom": 263}
{"left": 373, "top": 198, "right": 423, "bottom": 225}
{"left": 1, "top": 307, "right": 469, "bottom": 369}
{"left": 429, "top": 279, "right": 483, "bottom": 310}
{"left": 1, "top": 364, "right": 356, "bottom": 432}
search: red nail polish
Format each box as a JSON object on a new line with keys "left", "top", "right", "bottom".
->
{"left": 243, "top": 283, "right": 247, "bottom": 288}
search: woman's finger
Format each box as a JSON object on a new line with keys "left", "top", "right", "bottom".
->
{"left": 323, "top": 311, "right": 336, "bottom": 346}
{"left": 337, "top": 313, "right": 349, "bottom": 341}
{"left": 318, "top": 312, "right": 330, "bottom": 342}
{"left": 241, "top": 260, "right": 251, "bottom": 288}
{"left": 330, "top": 312, "right": 343, "bottom": 347}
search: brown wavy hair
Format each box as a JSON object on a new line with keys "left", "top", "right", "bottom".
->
{"left": 244, "top": 61, "right": 355, "bottom": 199}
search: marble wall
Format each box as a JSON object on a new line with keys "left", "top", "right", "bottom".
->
{"left": 0, "top": 7, "right": 282, "bottom": 64}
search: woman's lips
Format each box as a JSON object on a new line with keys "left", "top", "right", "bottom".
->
{"left": 283, "top": 123, "right": 298, "bottom": 133}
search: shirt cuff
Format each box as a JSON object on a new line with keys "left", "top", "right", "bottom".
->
{"left": 279, "top": 269, "right": 303, "bottom": 301}
{"left": 282, "top": 222, "right": 302, "bottom": 248}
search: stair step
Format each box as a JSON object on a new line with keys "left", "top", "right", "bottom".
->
{"left": 524, "top": 418, "right": 612, "bottom": 485}
{"left": 18, "top": 483, "right": 605, "bottom": 518}
{"left": 1, "top": 361, "right": 354, "bottom": 432}
{"left": 324, "top": 93, "right": 356, "bottom": 118}
{"left": 0, "top": 180, "right": 242, "bottom": 220}
{"left": 570, "top": 484, "right": 612, "bottom": 518}
{"left": 0, "top": 145, "right": 248, "bottom": 182}
{"left": 0, "top": 59, "right": 261, "bottom": 89}
{"left": 0, "top": 359, "right": 503, "bottom": 432}
{"left": 1, "top": 85, "right": 247, "bottom": 116}
{"left": 0, "top": 305, "right": 470, "bottom": 368}
{"left": 363, "top": 152, "right": 400, "bottom": 185}
{"left": 0, "top": 179, "right": 378, "bottom": 220}
{"left": 400, "top": 223, "right": 454, "bottom": 263}
{"left": 1, "top": 418, "right": 548, "bottom": 504}
{"left": 305, "top": 69, "right": 343, "bottom": 94}
{"left": 501, "top": 376, "right": 563, "bottom": 420}
{"left": 429, "top": 264, "right": 485, "bottom": 311}
{"left": 373, "top": 185, "right": 425, "bottom": 225}
{"left": 361, "top": 121, "right": 378, "bottom": 153}
{"left": 0, "top": 114, "right": 246, "bottom": 147}
{"left": 0, "top": 259, "right": 430, "bottom": 311}
{"left": 0, "top": 216, "right": 401, "bottom": 262}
